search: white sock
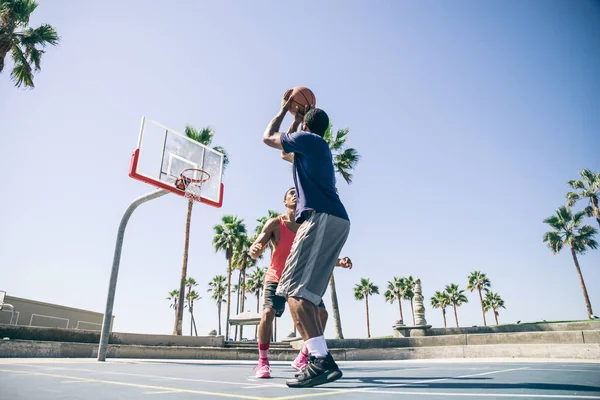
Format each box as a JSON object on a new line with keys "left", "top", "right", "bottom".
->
{"left": 305, "top": 336, "right": 328, "bottom": 358}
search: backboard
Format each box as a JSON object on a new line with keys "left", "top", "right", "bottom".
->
{"left": 129, "top": 117, "right": 224, "bottom": 207}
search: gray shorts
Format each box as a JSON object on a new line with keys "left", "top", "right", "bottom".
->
{"left": 275, "top": 211, "right": 350, "bottom": 306}
{"left": 263, "top": 281, "right": 325, "bottom": 317}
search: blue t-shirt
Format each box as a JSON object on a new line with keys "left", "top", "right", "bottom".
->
{"left": 280, "top": 130, "right": 349, "bottom": 224}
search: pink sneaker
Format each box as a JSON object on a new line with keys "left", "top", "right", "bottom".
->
{"left": 291, "top": 350, "right": 308, "bottom": 372}
{"left": 253, "top": 359, "right": 271, "bottom": 378}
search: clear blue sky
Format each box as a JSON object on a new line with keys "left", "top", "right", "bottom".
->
{"left": 1, "top": 0, "right": 599, "bottom": 339}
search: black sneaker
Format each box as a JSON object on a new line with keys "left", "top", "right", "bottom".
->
{"left": 286, "top": 353, "right": 342, "bottom": 388}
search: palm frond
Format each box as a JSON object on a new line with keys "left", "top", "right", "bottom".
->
{"left": 322, "top": 123, "right": 333, "bottom": 145}
{"left": 566, "top": 191, "right": 580, "bottom": 207}
{"left": 542, "top": 231, "right": 563, "bottom": 254}
{"left": 10, "top": 46, "right": 33, "bottom": 88}
{"left": 580, "top": 168, "right": 596, "bottom": 186}
{"left": 568, "top": 179, "right": 585, "bottom": 190}
{"left": 1, "top": 0, "right": 38, "bottom": 27}
{"left": 21, "top": 24, "right": 59, "bottom": 47}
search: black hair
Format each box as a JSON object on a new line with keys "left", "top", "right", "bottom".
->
{"left": 303, "top": 108, "right": 329, "bottom": 137}
{"left": 284, "top": 187, "right": 295, "bottom": 200}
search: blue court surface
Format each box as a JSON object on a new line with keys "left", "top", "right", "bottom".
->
{"left": 1, "top": 358, "right": 599, "bottom": 399}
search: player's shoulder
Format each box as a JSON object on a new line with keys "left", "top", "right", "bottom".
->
{"left": 265, "top": 216, "right": 281, "bottom": 230}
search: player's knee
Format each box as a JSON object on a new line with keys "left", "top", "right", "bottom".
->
{"left": 262, "top": 308, "right": 276, "bottom": 322}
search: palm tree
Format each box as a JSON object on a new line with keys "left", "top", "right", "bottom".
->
{"left": 166, "top": 290, "right": 180, "bottom": 323}
{"left": 0, "top": 0, "right": 60, "bottom": 88}
{"left": 323, "top": 124, "right": 360, "bottom": 339}
{"left": 174, "top": 125, "right": 229, "bottom": 335}
{"left": 483, "top": 291, "right": 505, "bottom": 325}
{"left": 403, "top": 275, "right": 416, "bottom": 325}
{"left": 430, "top": 291, "right": 451, "bottom": 328}
{"left": 231, "top": 281, "right": 247, "bottom": 340}
{"left": 467, "top": 271, "right": 491, "bottom": 326}
{"left": 543, "top": 206, "right": 598, "bottom": 318}
{"left": 323, "top": 124, "right": 361, "bottom": 184}
{"left": 353, "top": 278, "right": 379, "bottom": 338}
{"left": 207, "top": 275, "right": 227, "bottom": 336}
{"left": 213, "top": 215, "right": 247, "bottom": 340}
{"left": 445, "top": 283, "right": 468, "bottom": 328}
{"left": 232, "top": 234, "right": 255, "bottom": 340}
{"left": 185, "top": 277, "right": 199, "bottom": 336}
{"left": 384, "top": 277, "right": 406, "bottom": 323}
{"left": 186, "top": 289, "right": 200, "bottom": 336}
{"left": 246, "top": 266, "right": 266, "bottom": 339}
{"left": 566, "top": 168, "right": 600, "bottom": 228}
{"left": 254, "top": 210, "right": 280, "bottom": 243}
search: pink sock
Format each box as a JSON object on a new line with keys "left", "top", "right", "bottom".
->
{"left": 301, "top": 345, "right": 309, "bottom": 356}
{"left": 259, "top": 343, "right": 269, "bottom": 360}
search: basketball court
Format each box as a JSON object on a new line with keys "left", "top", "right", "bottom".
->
{"left": 1, "top": 358, "right": 599, "bottom": 399}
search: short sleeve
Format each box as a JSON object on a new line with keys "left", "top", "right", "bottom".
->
{"left": 280, "top": 131, "right": 313, "bottom": 155}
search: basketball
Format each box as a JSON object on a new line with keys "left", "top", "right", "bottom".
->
{"left": 288, "top": 86, "right": 316, "bottom": 115}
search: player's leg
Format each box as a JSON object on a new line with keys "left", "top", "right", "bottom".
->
{"left": 292, "top": 302, "right": 328, "bottom": 372}
{"left": 254, "top": 281, "right": 285, "bottom": 378}
{"left": 276, "top": 212, "right": 350, "bottom": 388}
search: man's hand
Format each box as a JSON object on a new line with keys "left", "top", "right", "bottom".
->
{"left": 337, "top": 257, "right": 352, "bottom": 269}
{"left": 250, "top": 242, "right": 265, "bottom": 260}
{"left": 281, "top": 89, "right": 294, "bottom": 112}
{"left": 263, "top": 89, "right": 294, "bottom": 150}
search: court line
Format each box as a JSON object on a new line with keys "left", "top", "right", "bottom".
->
{"left": 381, "top": 367, "right": 530, "bottom": 389}
{"left": 366, "top": 390, "right": 600, "bottom": 399}
{"left": 9, "top": 365, "right": 277, "bottom": 388}
{"left": 143, "top": 390, "right": 181, "bottom": 395}
{"left": 0, "top": 369, "right": 265, "bottom": 400}
{"left": 527, "top": 368, "right": 599, "bottom": 373}
{"left": 270, "top": 367, "right": 530, "bottom": 400}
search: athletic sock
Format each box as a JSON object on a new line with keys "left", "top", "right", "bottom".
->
{"left": 259, "top": 343, "right": 269, "bottom": 360}
{"left": 305, "top": 336, "right": 328, "bottom": 358}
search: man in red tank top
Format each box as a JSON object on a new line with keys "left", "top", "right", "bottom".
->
{"left": 249, "top": 187, "right": 352, "bottom": 378}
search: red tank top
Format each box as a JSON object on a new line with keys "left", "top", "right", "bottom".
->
{"left": 265, "top": 216, "right": 296, "bottom": 282}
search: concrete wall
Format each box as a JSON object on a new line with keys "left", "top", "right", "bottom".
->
{"left": 0, "top": 294, "right": 113, "bottom": 331}
{"left": 426, "top": 321, "right": 600, "bottom": 335}
{"left": 0, "top": 325, "right": 225, "bottom": 347}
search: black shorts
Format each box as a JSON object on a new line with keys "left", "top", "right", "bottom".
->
{"left": 263, "top": 281, "right": 325, "bottom": 317}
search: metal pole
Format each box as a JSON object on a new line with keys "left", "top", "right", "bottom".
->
{"left": 97, "top": 189, "right": 169, "bottom": 361}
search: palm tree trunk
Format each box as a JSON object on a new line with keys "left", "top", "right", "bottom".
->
{"left": 478, "top": 288, "right": 487, "bottom": 326}
{"left": 239, "top": 268, "right": 247, "bottom": 341}
{"left": 570, "top": 246, "right": 594, "bottom": 318}
{"left": 255, "top": 291, "right": 260, "bottom": 340}
{"left": 410, "top": 298, "right": 415, "bottom": 325}
{"left": 442, "top": 308, "right": 447, "bottom": 328}
{"left": 217, "top": 301, "right": 222, "bottom": 336}
{"left": 274, "top": 316, "right": 278, "bottom": 342}
{"left": 494, "top": 310, "right": 499, "bottom": 325}
{"left": 225, "top": 257, "right": 233, "bottom": 340}
{"left": 329, "top": 273, "right": 344, "bottom": 339}
{"left": 190, "top": 307, "right": 198, "bottom": 336}
{"left": 235, "top": 272, "right": 242, "bottom": 340}
{"left": 365, "top": 295, "right": 371, "bottom": 338}
{"left": 453, "top": 303, "right": 459, "bottom": 328}
{"left": 396, "top": 295, "right": 404, "bottom": 322}
{"left": 174, "top": 199, "right": 193, "bottom": 335}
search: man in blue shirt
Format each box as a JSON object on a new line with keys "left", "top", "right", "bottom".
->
{"left": 263, "top": 89, "right": 351, "bottom": 388}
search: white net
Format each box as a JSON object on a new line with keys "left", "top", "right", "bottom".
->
{"left": 184, "top": 181, "right": 204, "bottom": 202}
{"left": 181, "top": 169, "right": 210, "bottom": 203}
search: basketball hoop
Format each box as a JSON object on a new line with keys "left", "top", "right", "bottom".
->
{"left": 176, "top": 168, "right": 211, "bottom": 202}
